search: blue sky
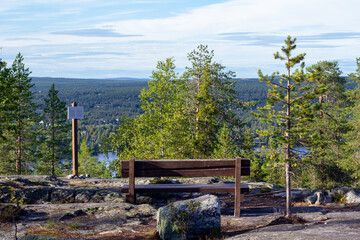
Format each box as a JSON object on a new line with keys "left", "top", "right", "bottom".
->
{"left": 1, "top": 0, "right": 360, "bottom": 79}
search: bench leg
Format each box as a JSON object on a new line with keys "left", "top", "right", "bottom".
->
{"left": 126, "top": 194, "right": 136, "bottom": 204}
{"left": 126, "top": 158, "right": 136, "bottom": 204}
{"left": 235, "top": 157, "right": 242, "bottom": 217}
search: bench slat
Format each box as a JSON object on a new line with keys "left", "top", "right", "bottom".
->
{"left": 122, "top": 167, "right": 250, "bottom": 178}
{"left": 122, "top": 183, "right": 249, "bottom": 194}
{"left": 122, "top": 159, "right": 250, "bottom": 171}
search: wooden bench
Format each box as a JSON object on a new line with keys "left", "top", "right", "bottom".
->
{"left": 121, "top": 157, "right": 250, "bottom": 217}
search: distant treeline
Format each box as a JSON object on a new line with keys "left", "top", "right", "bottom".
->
{"left": 32, "top": 77, "right": 148, "bottom": 124}
{"left": 30, "top": 76, "right": 271, "bottom": 153}
{"left": 32, "top": 77, "right": 270, "bottom": 125}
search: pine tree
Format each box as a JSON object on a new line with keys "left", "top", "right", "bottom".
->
{"left": 0, "top": 57, "right": 10, "bottom": 140}
{"left": 254, "top": 36, "right": 314, "bottom": 216}
{"left": 302, "top": 61, "right": 351, "bottom": 189}
{"left": 184, "top": 44, "right": 243, "bottom": 158}
{"left": 36, "top": 83, "right": 71, "bottom": 176}
{"left": 0, "top": 58, "right": 15, "bottom": 173}
{"left": 138, "top": 57, "right": 191, "bottom": 159}
{"left": 344, "top": 58, "right": 360, "bottom": 186}
{"left": 0, "top": 53, "right": 38, "bottom": 174}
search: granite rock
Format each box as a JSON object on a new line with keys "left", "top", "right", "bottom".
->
{"left": 157, "top": 194, "right": 220, "bottom": 240}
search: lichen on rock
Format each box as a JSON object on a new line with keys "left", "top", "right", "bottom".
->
{"left": 157, "top": 194, "right": 221, "bottom": 240}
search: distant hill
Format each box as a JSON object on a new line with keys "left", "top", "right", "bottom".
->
{"left": 31, "top": 76, "right": 269, "bottom": 126}
{"left": 32, "top": 77, "right": 148, "bottom": 125}
{"left": 105, "top": 77, "right": 150, "bottom": 81}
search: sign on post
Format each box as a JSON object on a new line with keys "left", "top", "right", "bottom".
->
{"left": 68, "top": 106, "right": 84, "bottom": 120}
{"left": 68, "top": 102, "right": 83, "bottom": 177}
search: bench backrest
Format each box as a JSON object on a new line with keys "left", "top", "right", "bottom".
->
{"left": 121, "top": 158, "right": 250, "bottom": 178}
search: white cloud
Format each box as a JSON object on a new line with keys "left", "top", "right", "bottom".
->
{"left": 101, "top": 0, "right": 360, "bottom": 39}
{"left": 91, "top": 0, "right": 360, "bottom": 76}
{"left": 2, "top": 0, "right": 360, "bottom": 78}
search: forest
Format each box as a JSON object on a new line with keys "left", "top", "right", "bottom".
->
{"left": 1, "top": 36, "right": 360, "bottom": 194}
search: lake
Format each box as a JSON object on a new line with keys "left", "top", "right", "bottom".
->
{"left": 96, "top": 152, "right": 118, "bottom": 164}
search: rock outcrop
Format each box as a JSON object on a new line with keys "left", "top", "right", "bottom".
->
{"left": 345, "top": 190, "right": 360, "bottom": 204}
{"left": 274, "top": 187, "right": 360, "bottom": 205}
{"left": 0, "top": 176, "right": 123, "bottom": 204}
{"left": 157, "top": 194, "right": 221, "bottom": 240}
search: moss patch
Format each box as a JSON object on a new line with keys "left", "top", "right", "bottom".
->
{"left": 0, "top": 204, "right": 24, "bottom": 222}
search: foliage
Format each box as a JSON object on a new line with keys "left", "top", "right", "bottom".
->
{"left": 298, "top": 61, "right": 352, "bottom": 189}
{"left": 32, "top": 77, "right": 148, "bottom": 125}
{"left": 136, "top": 57, "right": 192, "bottom": 159}
{"left": 106, "top": 58, "right": 192, "bottom": 166}
{"left": 0, "top": 57, "right": 10, "bottom": 140}
{"left": 10, "top": 192, "right": 26, "bottom": 206}
{"left": 66, "top": 222, "right": 81, "bottom": 229}
{"left": 333, "top": 192, "right": 346, "bottom": 204}
{"left": 212, "top": 124, "right": 240, "bottom": 159}
{"left": 78, "top": 140, "right": 111, "bottom": 178}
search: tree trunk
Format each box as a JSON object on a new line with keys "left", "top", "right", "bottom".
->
{"left": 285, "top": 66, "right": 292, "bottom": 217}
{"left": 285, "top": 161, "right": 291, "bottom": 216}
{"left": 16, "top": 135, "right": 22, "bottom": 174}
{"left": 52, "top": 117, "right": 55, "bottom": 176}
{"left": 16, "top": 118, "right": 22, "bottom": 174}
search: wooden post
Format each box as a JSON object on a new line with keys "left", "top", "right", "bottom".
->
{"left": 234, "top": 157, "right": 242, "bottom": 217}
{"left": 72, "top": 102, "right": 78, "bottom": 176}
{"left": 126, "top": 158, "right": 136, "bottom": 204}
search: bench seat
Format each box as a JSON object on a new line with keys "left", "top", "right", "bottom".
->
{"left": 122, "top": 183, "right": 249, "bottom": 194}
